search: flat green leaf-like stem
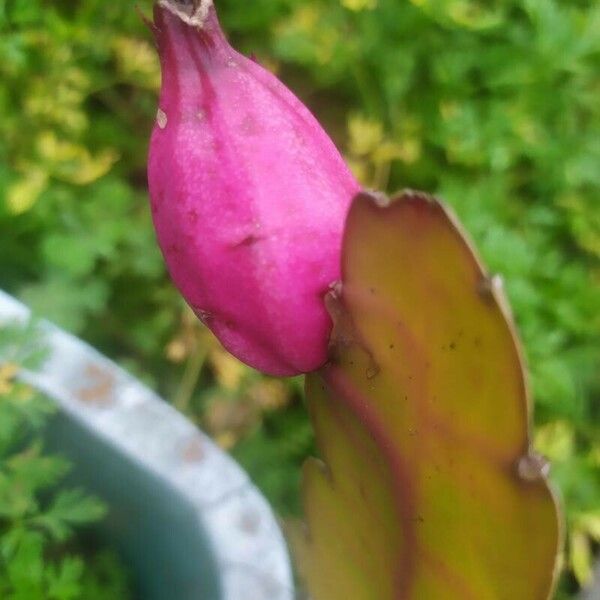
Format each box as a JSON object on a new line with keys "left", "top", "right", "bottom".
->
{"left": 294, "top": 191, "right": 561, "bottom": 600}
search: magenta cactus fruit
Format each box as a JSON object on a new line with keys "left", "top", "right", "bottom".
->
{"left": 147, "top": 1, "right": 360, "bottom": 376}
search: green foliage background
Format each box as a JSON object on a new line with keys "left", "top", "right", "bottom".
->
{"left": 0, "top": 324, "right": 132, "bottom": 599}
{"left": 0, "top": 0, "right": 598, "bottom": 596}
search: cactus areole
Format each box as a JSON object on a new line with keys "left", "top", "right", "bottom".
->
{"left": 147, "top": 0, "right": 360, "bottom": 376}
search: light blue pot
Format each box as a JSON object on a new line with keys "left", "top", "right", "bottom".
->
{"left": 0, "top": 290, "right": 294, "bottom": 600}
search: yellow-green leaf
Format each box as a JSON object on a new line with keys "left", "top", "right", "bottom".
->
{"left": 294, "top": 191, "right": 561, "bottom": 600}
{"left": 569, "top": 530, "right": 592, "bottom": 586}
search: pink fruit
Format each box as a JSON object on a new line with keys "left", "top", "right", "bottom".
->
{"left": 147, "top": 1, "right": 360, "bottom": 375}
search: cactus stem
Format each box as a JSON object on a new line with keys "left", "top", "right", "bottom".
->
{"left": 357, "top": 190, "right": 391, "bottom": 208}
{"left": 157, "top": 0, "right": 213, "bottom": 28}
{"left": 478, "top": 274, "right": 504, "bottom": 302}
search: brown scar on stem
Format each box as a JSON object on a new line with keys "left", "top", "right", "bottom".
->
{"left": 324, "top": 283, "right": 381, "bottom": 378}
{"left": 478, "top": 273, "right": 504, "bottom": 303}
{"left": 355, "top": 189, "right": 390, "bottom": 208}
{"left": 517, "top": 452, "right": 551, "bottom": 482}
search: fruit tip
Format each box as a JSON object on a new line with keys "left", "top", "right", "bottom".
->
{"left": 157, "top": 0, "right": 213, "bottom": 28}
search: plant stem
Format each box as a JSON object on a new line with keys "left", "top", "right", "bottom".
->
{"left": 173, "top": 339, "right": 207, "bottom": 413}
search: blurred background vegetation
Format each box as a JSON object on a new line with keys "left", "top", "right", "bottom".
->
{"left": 0, "top": 0, "right": 598, "bottom": 597}
{"left": 0, "top": 324, "right": 133, "bottom": 599}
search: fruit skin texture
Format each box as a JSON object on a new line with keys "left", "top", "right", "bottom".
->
{"left": 147, "top": 2, "right": 360, "bottom": 376}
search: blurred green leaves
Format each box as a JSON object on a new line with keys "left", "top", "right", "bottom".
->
{"left": 0, "top": 0, "right": 169, "bottom": 350}
{"left": 0, "top": 324, "right": 132, "bottom": 599}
